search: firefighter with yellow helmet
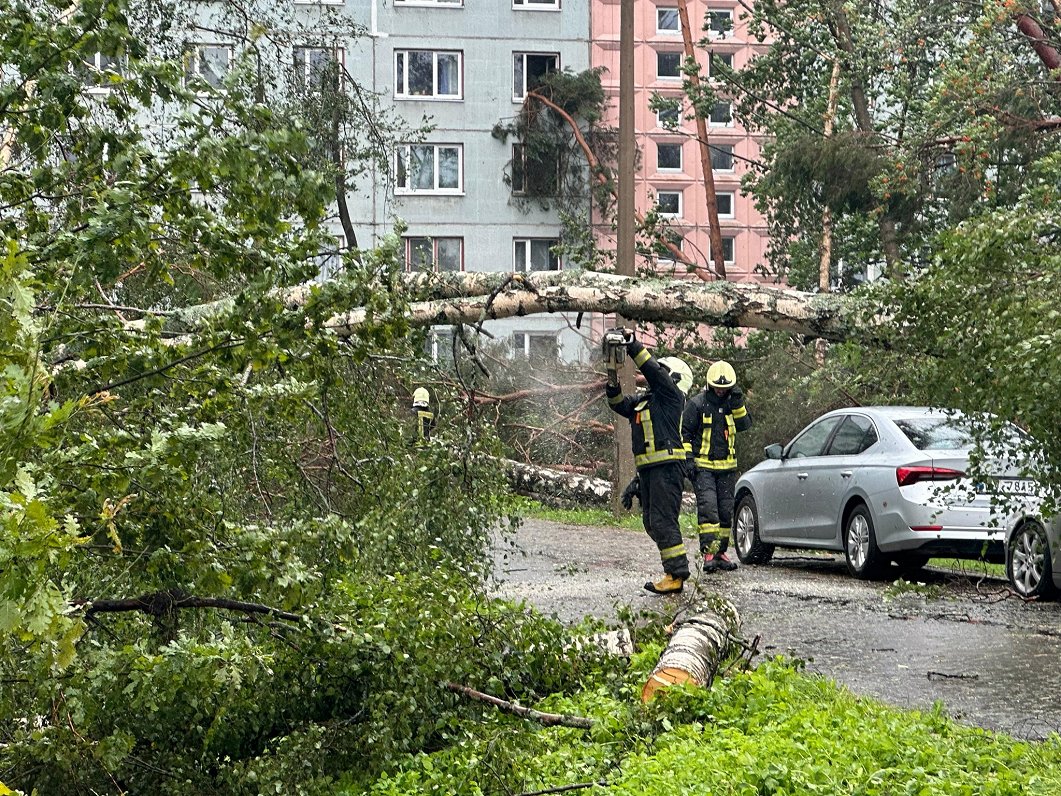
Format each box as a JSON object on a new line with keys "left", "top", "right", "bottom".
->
{"left": 681, "top": 360, "right": 752, "bottom": 572}
{"left": 411, "top": 386, "right": 436, "bottom": 445}
{"left": 604, "top": 328, "right": 694, "bottom": 595}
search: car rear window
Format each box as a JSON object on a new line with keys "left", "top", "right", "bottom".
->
{"left": 894, "top": 418, "right": 974, "bottom": 450}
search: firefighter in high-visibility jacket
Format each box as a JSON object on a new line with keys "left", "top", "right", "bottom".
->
{"left": 411, "top": 387, "right": 436, "bottom": 445}
{"left": 682, "top": 360, "right": 751, "bottom": 572}
{"left": 605, "top": 329, "right": 694, "bottom": 595}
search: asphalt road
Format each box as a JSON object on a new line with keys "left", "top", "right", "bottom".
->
{"left": 491, "top": 518, "right": 1061, "bottom": 740}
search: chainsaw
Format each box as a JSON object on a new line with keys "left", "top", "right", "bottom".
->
{"left": 602, "top": 327, "right": 629, "bottom": 369}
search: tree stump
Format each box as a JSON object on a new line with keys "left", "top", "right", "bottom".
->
{"left": 641, "top": 596, "right": 740, "bottom": 702}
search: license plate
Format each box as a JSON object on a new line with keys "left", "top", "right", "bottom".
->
{"left": 981, "top": 478, "right": 1039, "bottom": 496}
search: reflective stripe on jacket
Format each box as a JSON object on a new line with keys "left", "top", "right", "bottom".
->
{"left": 606, "top": 342, "right": 686, "bottom": 470}
{"left": 681, "top": 388, "right": 751, "bottom": 471}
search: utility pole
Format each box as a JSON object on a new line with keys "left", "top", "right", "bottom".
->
{"left": 611, "top": 0, "right": 636, "bottom": 514}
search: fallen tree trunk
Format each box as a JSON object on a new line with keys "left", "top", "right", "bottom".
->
{"left": 329, "top": 271, "right": 867, "bottom": 342}
{"left": 642, "top": 597, "right": 741, "bottom": 702}
{"left": 157, "top": 270, "right": 870, "bottom": 344}
{"left": 503, "top": 459, "right": 612, "bottom": 508}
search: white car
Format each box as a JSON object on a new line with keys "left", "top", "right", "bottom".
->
{"left": 732, "top": 406, "right": 1058, "bottom": 594}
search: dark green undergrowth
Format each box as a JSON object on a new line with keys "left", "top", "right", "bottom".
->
{"left": 346, "top": 654, "right": 1061, "bottom": 796}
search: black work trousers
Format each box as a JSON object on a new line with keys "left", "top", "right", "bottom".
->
{"left": 638, "top": 461, "right": 690, "bottom": 579}
{"left": 693, "top": 468, "right": 737, "bottom": 555}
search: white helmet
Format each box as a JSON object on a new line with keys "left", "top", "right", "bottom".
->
{"left": 412, "top": 387, "right": 430, "bottom": 408}
{"left": 657, "top": 357, "right": 693, "bottom": 395}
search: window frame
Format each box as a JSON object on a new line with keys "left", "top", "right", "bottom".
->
{"left": 513, "top": 237, "right": 562, "bottom": 272}
{"left": 716, "top": 191, "right": 735, "bottom": 219}
{"left": 513, "top": 0, "right": 561, "bottom": 9}
{"left": 706, "top": 8, "right": 734, "bottom": 39}
{"left": 825, "top": 414, "right": 880, "bottom": 456}
{"left": 512, "top": 51, "right": 560, "bottom": 101}
{"left": 512, "top": 331, "right": 560, "bottom": 360}
{"left": 656, "top": 141, "right": 683, "bottom": 172}
{"left": 656, "top": 102, "right": 681, "bottom": 128}
{"left": 656, "top": 190, "right": 683, "bottom": 218}
{"left": 511, "top": 143, "right": 560, "bottom": 196}
{"left": 395, "top": 143, "right": 464, "bottom": 195}
{"left": 786, "top": 416, "right": 844, "bottom": 459}
{"left": 81, "top": 52, "right": 124, "bottom": 93}
{"left": 656, "top": 50, "right": 683, "bottom": 80}
{"left": 292, "top": 45, "right": 345, "bottom": 91}
{"left": 656, "top": 7, "right": 680, "bottom": 33}
{"left": 708, "top": 51, "right": 733, "bottom": 79}
{"left": 184, "top": 43, "right": 234, "bottom": 90}
{"left": 709, "top": 101, "right": 733, "bottom": 127}
{"left": 404, "top": 235, "right": 465, "bottom": 272}
{"left": 721, "top": 235, "right": 735, "bottom": 265}
{"left": 710, "top": 142, "right": 734, "bottom": 172}
{"left": 394, "top": 49, "right": 463, "bottom": 100}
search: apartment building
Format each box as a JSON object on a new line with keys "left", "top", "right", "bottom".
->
{"left": 334, "top": 0, "right": 594, "bottom": 363}
{"left": 591, "top": 0, "right": 768, "bottom": 281}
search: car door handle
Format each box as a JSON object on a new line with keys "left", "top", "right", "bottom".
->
{"left": 840, "top": 471, "right": 853, "bottom": 478}
{"left": 796, "top": 472, "right": 809, "bottom": 480}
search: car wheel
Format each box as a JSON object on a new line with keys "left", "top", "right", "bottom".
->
{"left": 843, "top": 504, "right": 887, "bottom": 579}
{"left": 1007, "top": 522, "right": 1057, "bottom": 600}
{"left": 892, "top": 553, "right": 930, "bottom": 578}
{"left": 734, "top": 494, "right": 774, "bottom": 565}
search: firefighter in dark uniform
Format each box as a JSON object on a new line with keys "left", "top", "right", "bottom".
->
{"left": 411, "top": 387, "right": 436, "bottom": 445}
{"left": 605, "top": 329, "right": 694, "bottom": 594}
{"left": 682, "top": 360, "right": 751, "bottom": 572}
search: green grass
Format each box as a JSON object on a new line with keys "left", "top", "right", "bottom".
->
{"left": 355, "top": 656, "right": 1061, "bottom": 796}
{"left": 512, "top": 496, "right": 699, "bottom": 533}
{"left": 928, "top": 558, "right": 1008, "bottom": 579}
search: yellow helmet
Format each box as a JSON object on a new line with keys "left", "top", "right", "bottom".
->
{"left": 706, "top": 360, "right": 737, "bottom": 389}
{"left": 412, "top": 387, "right": 430, "bottom": 407}
{"left": 657, "top": 356, "right": 694, "bottom": 395}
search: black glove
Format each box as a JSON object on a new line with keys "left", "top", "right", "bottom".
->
{"left": 620, "top": 475, "right": 641, "bottom": 510}
{"left": 621, "top": 328, "right": 636, "bottom": 345}
{"left": 729, "top": 386, "right": 744, "bottom": 401}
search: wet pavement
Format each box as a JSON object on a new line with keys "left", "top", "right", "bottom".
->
{"left": 491, "top": 518, "right": 1061, "bottom": 740}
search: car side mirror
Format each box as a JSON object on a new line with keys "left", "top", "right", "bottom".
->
{"left": 764, "top": 443, "right": 783, "bottom": 460}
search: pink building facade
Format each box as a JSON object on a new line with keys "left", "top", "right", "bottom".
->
{"left": 591, "top": 0, "right": 768, "bottom": 283}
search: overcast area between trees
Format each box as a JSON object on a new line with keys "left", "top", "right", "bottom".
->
{"left": 4, "top": 1, "right": 1061, "bottom": 794}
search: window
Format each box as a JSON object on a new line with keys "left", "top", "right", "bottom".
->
{"left": 425, "top": 329, "right": 455, "bottom": 363}
{"left": 314, "top": 236, "right": 345, "bottom": 283}
{"left": 721, "top": 235, "right": 735, "bottom": 264}
{"left": 787, "top": 417, "right": 842, "bottom": 459}
{"left": 406, "top": 237, "right": 463, "bottom": 271}
{"left": 513, "top": 52, "right": 559, "bottom": 100}
{"left": 396, "top": 144, "right": 463, "bottom": 194}
{"left": 656, "top": 51, "right": 682, "bottom": 79}
{"left": 656, "top": 142, "right": 682, "bottom": 171}
{"left": 396, "top": 0, "right": 462, "bottom": 5}
{"left": 657, "top": 8, "right": 679, "bottom": 32}
{"left": 184, "top": 44, "right": 233, "bottom": 88}
{"left": 716, "top": 192, "right": 734, "bottom": 218}
{"left": 656, "top": 190, "right": 682, "bottom": 217}
{"left": 395, "top": 50, "right": 461, "bottom": 99}
{"left": 710, "top": 143, "right": 734, "bottom": 171}
{"left": 513, "top": 332, "right": 559, "bottom": 360}
{"left": 709, "top": 101, "right": 733, "bottom": 127}
{"left": 656, "top": 102, "right": 681, "bottom": 127}
{"left": 293, "top": 47, "right": 343, "bottom": 91}
{"left": 708, "top": 52, "right": 733, "bottom": 78}
{"left": 511, "top": 144, "right": 559, "bottom": 196}
{"left": 656, "top": 230, "right": 684, "bottom": 263}
{"left": 513, "top": 0, "right": 560, "bottom": 8}
{"left": 514, "top": 238, "right": 560, "bottom": 271}
{"left": 706, "top": 9, "right": 733, "bottom": 39}
{"left": 826, "top": 415, "right": 879, "bottom": 456}
{"left": 81, "top": 52, "right": 124, "bottom": 91}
